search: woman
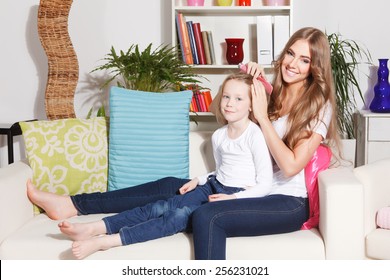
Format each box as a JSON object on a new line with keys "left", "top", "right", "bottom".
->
{"left": 27, "top": 27, "right": 341, "bottom": 259}
{"left": 191, "top": 26, "right": 341, "bottom": 259}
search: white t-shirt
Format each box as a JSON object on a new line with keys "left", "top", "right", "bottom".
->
{"left": 197, "top": 121, "right": 273, "bottom": 198}
{"left": 269, "top": 102, "right": 333, "bottom": 198}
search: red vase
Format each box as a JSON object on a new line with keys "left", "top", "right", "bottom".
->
{"left": 225, "top": 38, "right": 244, "bottom": 65}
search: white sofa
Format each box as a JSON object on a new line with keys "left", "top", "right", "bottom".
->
{"left": 353, "top": 159, "right": 390, "bottom": 259}
{"left": 0, "top": 131, "right": 366, "bottom": 260}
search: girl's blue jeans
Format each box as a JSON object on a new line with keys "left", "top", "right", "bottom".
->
{"left": 71, "top": 176, "right": 308, "bottom": 259}
{"left": 99, "top": 176, "right": 244, "bottom": 245}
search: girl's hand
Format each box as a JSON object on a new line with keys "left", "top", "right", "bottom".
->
{"left": 208, "top": 193, "right": 236, "bottom": 202}
{"left": 251, "top": 78, "right": 269, "bottom": 123}
{"left": 245, "top": 61, "right": 266, "bottom": 79}
{"left": 179, "top": 178, "right": 199, "bottom": 194}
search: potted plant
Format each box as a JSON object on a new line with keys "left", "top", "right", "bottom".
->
{"left": 88, "top": 43, "right": 202, "bottom": 117}
{"left": 327, "top": 32, "right": 372, "bottom": 139}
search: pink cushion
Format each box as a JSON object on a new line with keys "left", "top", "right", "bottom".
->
{"left": 377, "top": 207, "right": 390, "bottom": 230}
{"left": 301, "top": 145, "right": 332, "bottom": 230}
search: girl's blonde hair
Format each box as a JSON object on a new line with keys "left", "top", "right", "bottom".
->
{"left": 211, "top": 72, "right": 256, "bottom": 125}
{"left": 270, "top": 27, "right": 341, "bottom": 155}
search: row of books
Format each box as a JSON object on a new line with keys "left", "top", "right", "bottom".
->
{"left": 176, "top": 13, "right": 216, "bottom": 65}
{"left": 190, "top": 90, "right": 213, "bottom": 113}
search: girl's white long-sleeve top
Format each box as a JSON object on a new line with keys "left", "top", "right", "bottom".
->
{"left": 197, "top": 121, "right": 273, "bottom": 199}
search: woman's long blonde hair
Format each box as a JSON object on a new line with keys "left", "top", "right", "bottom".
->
{"left": 270, "top": 27, "right": 341, "bottom": 154}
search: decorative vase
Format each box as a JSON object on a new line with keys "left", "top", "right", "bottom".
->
{"left": 217, "top": 0, "right": 233, "bottom": 6}
{"left": 187, "top": 0, "right": 205, "bottom": 6}
{"left": 369, "top": 59, "right": 390, "bottom": 113}
{"left": 263, "top": 0, "right": 289, "bottom": 6}
{"left": 239, "top": 0, "right": 251, "bottom": 6}
{"left": 225, "top": 38, "right": 244, "bottom": 65}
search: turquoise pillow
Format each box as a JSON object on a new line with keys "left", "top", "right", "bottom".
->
{"left": 108, "top": 86, "right": 192, "bottom": 191}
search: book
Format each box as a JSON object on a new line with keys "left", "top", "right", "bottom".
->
{"left": 186, "top": 21, "right": 199, "bottom": 64}
{"left": 202, "top": 90, "right": 213, "bottom": 112}
{"left": 192, "top": 22, "right": 206, "bottom": 65}
{"left": 256, "top": 15, "right": 273, "bottom": 65}
{"left": 193, "top": 92, "right": 202, "bottom": 112}
{"left": 175, "top": 13, "right": 186, "bottom": 62}
{"left": 202, "top": 31, "right": 212, "bottom": 65}
{"left": 177, "top": 13, "right": 193, "bottom": 64}
{"left": 273, "top": 15, "right": 290, "bottom": 61}
{"left": 197, "top": 91, "right": 207, "bottom": 112}
{"left": 206, "top": 31, "right": 216, "bottom": 65}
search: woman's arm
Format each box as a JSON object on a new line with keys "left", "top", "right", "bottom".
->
{"left": 251, "top": 78, "right": 323, "bottom": 177}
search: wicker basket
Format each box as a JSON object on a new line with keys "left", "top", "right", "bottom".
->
{"left": 37, "top": 0, "right": 78, "bottom": 120}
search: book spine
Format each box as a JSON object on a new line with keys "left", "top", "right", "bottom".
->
{"left": 192, "top": 23, "right": 206, "bottom": 65}
{"left": 194, "top": 91, "right": 202, "bottom": 112}
{"left": 198, "top": 91, "right": 207, "bottom": 112}
{"left": 202, "top": 90, "right": 213, "bottom": 112}
{"left": 207, "top": 31, "right": 216, "bottom": 65}
{"left": 192, "top": 95, "right": 199, "bottom": 112}
{"left": 179, "top": 13, "right": 193, "bottom": 64}
{"left": 186, "top": 21, "right": 199, "bottom": 65}
{"left": 202, "top": 31, "right": 211, "bottom": 65}
{"left": 175, "top": 13, "right": 186, "bottom": 63}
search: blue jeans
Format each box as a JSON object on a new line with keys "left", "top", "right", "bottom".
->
{"left": 101, "top": 176, "right": 244, "bottom": 245}
{"left": 71, "top": 177, "right": 187, "bottom": 214}
{"left": 192, "top": 194, "right": 308, "bottom": 259}
{"left": 70, "top": 177, "right": 308, "bottom": 259}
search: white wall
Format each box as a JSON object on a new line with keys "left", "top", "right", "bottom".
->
{"left": 0, "top": 0, "right": 389, "bottom": 167}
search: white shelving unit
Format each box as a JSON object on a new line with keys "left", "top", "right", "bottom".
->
{"left": 355, "top": 110, "right": 390, "bottom": 167}
{"left": 171, "top": 0, "right": 293, "bottom": 107}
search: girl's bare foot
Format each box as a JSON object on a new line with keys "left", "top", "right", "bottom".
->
{"left": 72, "top": 234, "right": 122, "bottom": 259}
{"left": 58, "top": 220, "right": 107, "bottom": 241}
{"left": 26, "top": 179, "right": 77, "bottom": 220}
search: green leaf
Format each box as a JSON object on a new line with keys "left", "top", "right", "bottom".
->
{"left": 327, "top": 32, "right": 372, "bottom": 138}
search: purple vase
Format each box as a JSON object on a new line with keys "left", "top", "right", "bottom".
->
{"left": 370, "top": 59, "right": 390, "bottom": 113}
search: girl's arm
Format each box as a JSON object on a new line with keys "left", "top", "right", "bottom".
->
{"left": 179, "top": 177, "right": 199, "bottom": 194}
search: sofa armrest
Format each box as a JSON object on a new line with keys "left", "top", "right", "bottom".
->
{"left": 0, "top": 160, "right": 34, "bottom": 244}
{"left": 318, "top": 167, "right": 364, "bottom": 259}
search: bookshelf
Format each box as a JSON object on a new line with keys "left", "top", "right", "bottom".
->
{"left": 171, "top": 0, "right": 293, "bottom": 118}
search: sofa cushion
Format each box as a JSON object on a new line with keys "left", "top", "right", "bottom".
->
{"left": 108, "top": 86, "right": 192, "bottom": 191}
{"left": 20, "top": 117, "right": 108, "bottom": 213}
{"left": 0, "top": 213, "right": 325, "bottom": 260}
{"left": 366, "top": 229, "right": 390, "bottom": 259}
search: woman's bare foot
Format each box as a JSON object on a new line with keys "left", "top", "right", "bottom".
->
{"left": 72, "top": 234, "right": 122, "bottom": 259}
{"left": 26, "top": 178, "right": 77, "bottom": 220}
{"left": 58, "top": 220, "right": 106, "bottom": 241}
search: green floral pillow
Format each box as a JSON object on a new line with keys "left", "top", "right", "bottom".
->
{"left": 20, "top": 117, "right": 108, "bottom": 213}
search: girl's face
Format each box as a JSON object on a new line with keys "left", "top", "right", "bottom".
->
{"left": 220, "top": 79, "right": 251, "bottom": 124}
{"left": 281, "top": 39, "right": 311, "bottom": 88}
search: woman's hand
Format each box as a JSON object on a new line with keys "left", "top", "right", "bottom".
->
{"left": 251, "top": 78, "right": 269, "bottom": 123}
{"left": 179, "top": 178, "right": 199, "bottom": 194}
{"left": 208, "top": 193, "right": 236, "bottom": 202}
{"left": 245, "top": 61, "right": 266, "bottom": 79}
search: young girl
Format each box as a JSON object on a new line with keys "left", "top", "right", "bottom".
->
{"left": 51, "top": 72, "right": 273, "bottom": 259}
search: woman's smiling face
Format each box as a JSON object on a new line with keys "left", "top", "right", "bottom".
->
{"left": 281, "top": 39, "right": 311, "bottom": 87}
